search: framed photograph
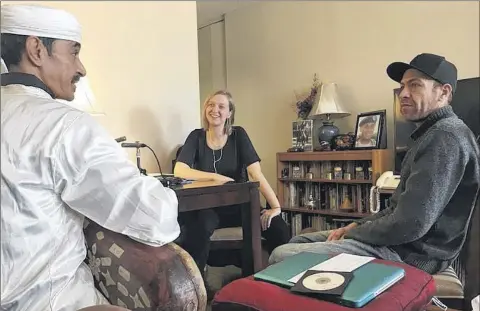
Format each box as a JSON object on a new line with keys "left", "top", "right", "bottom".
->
{"left": 292, "top": 120, "right": 313, "bottom": 151}
{"left": 353, "top": 110, "right": 386, "bottom": 149}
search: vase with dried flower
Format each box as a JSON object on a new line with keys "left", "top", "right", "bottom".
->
{"left": 293, "top": 74, "right": 320, "bottom": 120}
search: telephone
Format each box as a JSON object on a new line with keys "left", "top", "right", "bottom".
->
{"left": 370, "top": 171, "right": 400, "bottom": 213}
{"left": 376, "top": 171, "right": 401, "bottom": 190}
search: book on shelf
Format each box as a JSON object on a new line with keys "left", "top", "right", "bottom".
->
{"left": 277, "top": 150, "right": 392, "bottom": 237}
{"left": 284, "top": 182, "right": 371, "bottom": 214}
{"left": 285, "top": 160, "right": 373, "bottom": 182}
{"left": 281, "top": 213, "right": 355, "bottom": 236}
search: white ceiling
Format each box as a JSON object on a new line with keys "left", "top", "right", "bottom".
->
{"left": 196, "top": 0, "right": 253, "bottom": 28}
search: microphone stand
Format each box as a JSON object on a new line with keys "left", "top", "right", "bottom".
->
{"left": 120, "top": 140, "right": 166, "bottom": 180}
{"left": 135, "top": 141, "right": 147, "bottom": 175}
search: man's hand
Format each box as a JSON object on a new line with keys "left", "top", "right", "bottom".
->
{"left": 260, "top": 208, "right": 281, "bottom": 231}
{"left": 326, "top": 222, "right": 358, "bottom": 241}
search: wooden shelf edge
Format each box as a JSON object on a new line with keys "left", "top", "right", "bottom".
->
{"left": 279, "top": 178, "right": 372, "bottom": 184}
{"left": 282, "top": 207, "right": 371, "bottom": 218}
{"left": 277, "top": 149, "right": 389, "bottom": 162}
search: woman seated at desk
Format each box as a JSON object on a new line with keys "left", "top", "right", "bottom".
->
{"left": 174, "top": 90, "right": 290, "bottom": 281}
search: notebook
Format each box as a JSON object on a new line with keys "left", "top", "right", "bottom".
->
{"left": 254, "top": 252, "right": 405, "bottom": 308}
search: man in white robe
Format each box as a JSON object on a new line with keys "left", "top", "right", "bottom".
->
{"left": 1, "top": 4, "right": 180, "bottom": 311}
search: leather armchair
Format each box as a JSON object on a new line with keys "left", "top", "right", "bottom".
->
{"left": 83, "top": 220, "right": 207, "bottom": 311}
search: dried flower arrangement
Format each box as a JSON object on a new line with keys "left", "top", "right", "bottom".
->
{"left": 293, "top": 74, "right": 320, "bottom": 120}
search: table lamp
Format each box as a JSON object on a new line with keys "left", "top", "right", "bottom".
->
{"left": 308, "top": 82, "right": 350, "bottom": 147}
{"left": 56, "top": 77, "right": 104, "bottom": 116}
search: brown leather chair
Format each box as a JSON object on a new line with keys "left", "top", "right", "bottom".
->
{"left": 83, "top": 220, "right": 207, "bottom": 311}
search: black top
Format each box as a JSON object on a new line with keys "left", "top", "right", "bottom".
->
{"left": 176, "top": 126, "right": 260, "bottom": 182}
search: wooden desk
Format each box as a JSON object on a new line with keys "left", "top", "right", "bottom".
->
{"left": 173, "top": 180, "right": 262, "bottom": 275}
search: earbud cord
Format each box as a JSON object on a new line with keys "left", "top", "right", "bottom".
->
{"left": 213, "top": 148, "right": 223, "bottom": 173}
{"left": 208, "top": 130, "right": 224, "bottom": 173}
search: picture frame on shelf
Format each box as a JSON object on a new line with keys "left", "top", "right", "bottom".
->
{"left": 292, "top": 119, "right": 314, "bottom": 151}
{"left": 353, "top": 110, "right": 386, "bottom": 149}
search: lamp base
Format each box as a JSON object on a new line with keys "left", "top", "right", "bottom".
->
{"left": 318, "top": 121, "right": 340, "bottom": 147}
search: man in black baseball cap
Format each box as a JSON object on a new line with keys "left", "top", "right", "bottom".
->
{"left": 270, "top": 53, "right": 480, "bottom": 279}
{"left": 387, "top": 53, "right": 457, "bottom": 122}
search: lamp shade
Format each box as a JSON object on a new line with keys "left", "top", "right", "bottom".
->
{"left": 56, "top": 77, "right": 104, "bottom": 115}
{"left": 309, "top": 82, "right": 350, "bottom": 120}
{"left": 1, "top": 58, "right": 7, "bottom": 73}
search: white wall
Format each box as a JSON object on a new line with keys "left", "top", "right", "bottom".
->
{"left": 223, "top": 1, "right": 479, "bottom": 190}
{"left": 198, "top": 20, "right": 227, "bottom": 104}
{"left": 3, "top": 1, "right": 201, "bottom": 173}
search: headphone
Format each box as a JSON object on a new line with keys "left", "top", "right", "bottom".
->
{"left": 213, "top": 148, "right": 223, "bottom": 173}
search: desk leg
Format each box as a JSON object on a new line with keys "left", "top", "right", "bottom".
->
{"left": 241, "top": 186, "right": 262, "bottom": 276}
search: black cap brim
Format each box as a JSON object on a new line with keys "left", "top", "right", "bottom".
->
{"left": 386, "top": 62, "right": 414, "bottom": 83}
{"left": 387, "top": 61, "right": 441, "bottom": 84}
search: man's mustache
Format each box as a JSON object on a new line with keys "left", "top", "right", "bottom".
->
{"left": 72, "top": 75, "right": 81, "bottom": 84}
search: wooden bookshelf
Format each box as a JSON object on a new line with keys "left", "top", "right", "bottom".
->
{"left": 281, "top": 207, "right": 369, "bottom": 218}
{"left": 279, "top": 178, "right": 372, "bottom": 184}
{"left": 276, "top": 149, "right": 392, "bottom": 236}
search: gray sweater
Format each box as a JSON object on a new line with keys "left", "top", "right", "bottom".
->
{"left": 345, "top": 106, "right": 480, "bottom": 274}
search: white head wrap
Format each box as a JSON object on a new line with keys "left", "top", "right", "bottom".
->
{"left": 1, "top": 4, "right": 82, "bottom": 73}
{"left": 1, "top": 4, "right": 82, "bottom": 43}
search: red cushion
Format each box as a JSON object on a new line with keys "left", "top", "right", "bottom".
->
{"left": 212, "top": 259, "right": 436, "bottom": 311}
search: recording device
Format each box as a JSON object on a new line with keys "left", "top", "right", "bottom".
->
{"left": 119, "top": 140, "right": 189, "bottom": 188}
{"left": 115, "top": 136, "right": 127, "bottom": 143}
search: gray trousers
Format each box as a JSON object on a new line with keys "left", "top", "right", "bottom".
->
{"left": 269, "top": 230, "right": 403, "bottom": 265}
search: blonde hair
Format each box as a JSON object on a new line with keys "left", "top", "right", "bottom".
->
{"left": 202, "top": 90, "right": 236, "bottom": 135}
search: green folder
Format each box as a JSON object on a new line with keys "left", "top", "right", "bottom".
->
{"left": 254, "top": 252, "right": 405, "bottom": 308}
{"left": 254, "top": 252, "right": 331, "bottom": 288}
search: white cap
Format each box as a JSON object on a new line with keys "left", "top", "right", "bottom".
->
{"left": 1, "top": 4, "right": 82, "bottom": 43}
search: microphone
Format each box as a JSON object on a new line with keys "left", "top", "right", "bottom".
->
{"left": 115, "top": 136, "right": 127, "bottom": 143}
{"left": 121, "top": 141, "right": 147, "bottom": 148}
{"left": 120, "top": 141, "right": 165, "bottom": 180}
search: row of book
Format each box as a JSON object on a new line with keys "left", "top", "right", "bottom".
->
{"left": 284, "top": 182, "right": 372, "bottom": 214}
{"left": 281, "top": 213, "right": 359, "bottom": 237}
{"left": 285, "top": 160, "right": 374, "bottom": 181}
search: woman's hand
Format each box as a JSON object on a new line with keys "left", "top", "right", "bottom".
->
{"left": 212, "top": 174, "right": 234, "bottom": 183}
{"left": 326, "top": 222, "right": 358, "bottom": 241}
{"left": 260, "top": 208, "right": 281, "bottom": 231}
